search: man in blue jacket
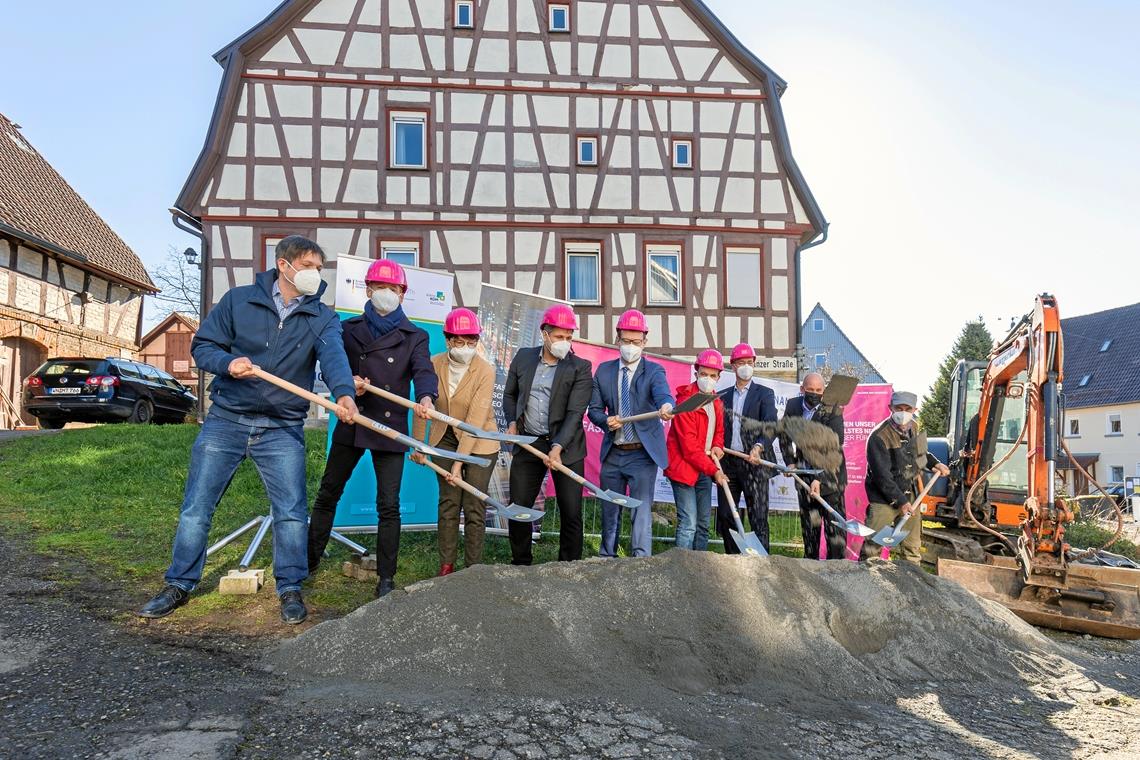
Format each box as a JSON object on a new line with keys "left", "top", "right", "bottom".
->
{"left": 587, "top": 310, "right": 674, "bottom": 558}
{"left": 137, "top": 236, "right": 357, "bottom": 625}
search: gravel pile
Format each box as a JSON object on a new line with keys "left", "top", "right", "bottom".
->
{"left": 272, "top": 551, "right": 1064, "bottom": 704}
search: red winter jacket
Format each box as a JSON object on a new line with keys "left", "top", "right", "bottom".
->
{"left": 664, "top": 382, "right": 725, "bottom": 487}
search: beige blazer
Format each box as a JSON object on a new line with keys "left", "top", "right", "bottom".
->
{"left": 412, "top": 352, "right": 500, "bottom": 457}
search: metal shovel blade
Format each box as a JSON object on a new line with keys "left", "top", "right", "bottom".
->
{"left": 495, "top": 503, "right": 547, "bottom": 522}
{"left": 450, "top": 418, "right": 538, "bottom": 445}
{"left": 872, "top": 513, "right": 913, "bottom": 547}
{"left": 729, "top": 528, "right": 769, "bottom": 557}
{"left": 814, "top": 497, "right": 876, "bottom": 538}
{"left": 598, "top": 490, "right": 642, "bottom": 509}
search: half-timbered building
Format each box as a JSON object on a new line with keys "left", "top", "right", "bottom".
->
{"left": 174, "top": 0, "right": 826, "bottom": 362}
{"left": 1, "top": 113, "right": 156, "bottom": 428}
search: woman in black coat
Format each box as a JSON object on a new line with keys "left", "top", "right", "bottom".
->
{"left": 306, "top": 259, "right": 438, "bottom": 597}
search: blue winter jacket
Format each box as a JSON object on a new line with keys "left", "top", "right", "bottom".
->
{"left": 191, "top": 270, "right": 356, "bottom": 427}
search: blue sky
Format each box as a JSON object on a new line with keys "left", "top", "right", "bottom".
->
{"left": 3, "top": 1, "right": 1138, "bottom": 397}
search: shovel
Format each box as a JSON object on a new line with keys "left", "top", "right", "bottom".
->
{"left": 362, "top": 382, "right": 538, "bottom": 445}
{"left": 518, "top": 442, "right": 642, "bottom": 509}
{"left": 722, "top": 447, "right": 822, "bottom": 478}
{"left": 785, "top": 472, "right": 876, "bottom": 538}
{"left": 250, "top": 368, "right": 491, "bottom": 467}
{"left": 614, "top": 391, "right": 719, "bottom": 425}
{"left": 871, "top": 473, "right": 943, "bottom": 548}
{"left": 713, "top": 458, "right": 768, "bottom": 556}
{"left": 416, "top": 456, "right": 543, "bottom": 523}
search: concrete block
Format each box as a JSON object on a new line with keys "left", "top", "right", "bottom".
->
{"left": 218, "top": 569, "right": 265, "bottom": 595}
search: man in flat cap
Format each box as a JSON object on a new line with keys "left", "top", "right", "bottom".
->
{"left": 860, "top": 391, "right": 949, "bottom": 563}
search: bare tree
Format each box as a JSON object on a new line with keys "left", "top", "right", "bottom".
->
{"left": 149, "top": 246, "right": 201, "bottom": 320}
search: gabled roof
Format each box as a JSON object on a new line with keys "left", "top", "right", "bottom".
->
{"left": 140, "top": 311, "right": 199, "bottom": 349}
{"left": 803, "top": 302, "right": 886, "bottom": 382}
{"left": 1061, "top": 301, "right": 1140, "bottom": 409}
{"left": 0, "top": 113, "right": 155, "bottom": 292}
{"left": 175, "top": 0, "right": 827, "bottom": 243}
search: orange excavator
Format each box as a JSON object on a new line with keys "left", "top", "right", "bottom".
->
{"left": 932, "top": 294, "right": 1140, "bottom": 639}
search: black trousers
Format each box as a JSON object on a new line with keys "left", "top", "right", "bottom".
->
{"left": 507, "top": 436, "right": 584, "bottom": 565}
{"left": 717, "top": 455, "right": 770, "bottom": 552}
{"left": 308, "top": 442, "right": 404, "bottom": 579}
{"left": 799, "top": 488, "right": 847, "bottom": 560}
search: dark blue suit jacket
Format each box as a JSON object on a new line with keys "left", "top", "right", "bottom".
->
{"left": 588, "top": 358, "right": 674, "bottom": 470}
{"left": 720, "top": 382, "right": 778, "bottom": 453}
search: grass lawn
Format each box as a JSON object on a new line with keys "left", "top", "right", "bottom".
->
{"left": 0, "top": 424, "right": 804, "bottom": 628}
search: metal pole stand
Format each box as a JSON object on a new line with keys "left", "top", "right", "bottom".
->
{"left": 205, "top": 514, "right": 370, "bottom": 594}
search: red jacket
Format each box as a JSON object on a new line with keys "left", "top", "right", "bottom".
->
{"left": 664, "top": 382, "right": 725, "bottom": 487}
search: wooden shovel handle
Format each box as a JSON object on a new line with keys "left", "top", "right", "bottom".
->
{"left": 518, "top": 441, "right": 589, "bottom": 486}
{"left": 614, "top": 410, "right": 664, "bottom": 425}
{"left": 250, "top": 367, "right": 405, "bottom": 441}
{"left": 418, "top": 456, "right": 492, "bottom": 505}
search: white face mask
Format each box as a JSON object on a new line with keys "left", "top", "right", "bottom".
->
{"left": 735, "top": 364, "right": 755, "bottom": 382}
{"left": 697, "top": 375, "right": 717, "bottom": 394}
{"left": 449, "top": 345, "right": 477, "bottom": 364}
{"left": 548, "top": 339, "right": 572, "bottom": 360}
{"left": 891, "top": 410, "right": 915, "bottom": 427}
{"left": 284, "top": 262, "right": 322, "bottom": 296}
{"left": 370, "top": 288, "right": 401, "bottom": 315}
{"left": 619, "top": 344, "right": 642, "bottom": 364}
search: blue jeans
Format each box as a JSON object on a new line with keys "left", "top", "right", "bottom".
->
{"left": 671, "top": 475, "right": 712, "bottom": 551}
{"left": 165, "top": 413, "right": 309, "bottom": 596}
{"left": 599, "top": 447, "right": 659, "bottom": 558}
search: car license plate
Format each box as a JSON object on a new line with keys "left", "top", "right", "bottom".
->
{"left": 48, "top": 387, "right": 82, "bottom": 395}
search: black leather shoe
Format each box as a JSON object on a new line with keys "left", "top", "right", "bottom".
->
{"left": 136, "top": 585, "right": 189, "bottom": 619}
{"left": 280, "top": 591, "right": 307, "bottom": 624}
{"left": 375, "top": 577, "right": 396, "bottom": 598}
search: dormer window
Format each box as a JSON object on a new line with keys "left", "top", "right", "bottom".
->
{"left": 454, "top": 1, "right": 474, "bottom": 29}
{"left": 549, "top": 3, "right": 571, "bottom": 33}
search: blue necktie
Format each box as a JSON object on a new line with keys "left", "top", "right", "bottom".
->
{"left": 620, "top": 367, "right": 635, "bottom": 443}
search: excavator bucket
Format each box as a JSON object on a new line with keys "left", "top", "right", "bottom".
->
{"left": 938, "top": 556, "right": 1140, "bottom": 640}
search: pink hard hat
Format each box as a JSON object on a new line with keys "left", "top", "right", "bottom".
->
{"left": 541, "top": 303, "right": 579, "bottom": 331}
{"left": 444, "top": 307, "right": 481, "bottom": 336}
{"left": 730, "top": 343, "right": 756, "bottom": 363}
{"left": 365, "top": 258, "right": 408, "bottom": 289}
{"left": 616, "top": 309, "right": 649, "bottom": 333}
{"left": 695, "top": 350, "right": 725, "bottom": 372}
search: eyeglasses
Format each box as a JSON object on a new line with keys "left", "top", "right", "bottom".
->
{"left": 449, "top": 338, "right": 479, "bottom": 348}
{"left": 618, "top": 338, "right": 646, "bottom": 347}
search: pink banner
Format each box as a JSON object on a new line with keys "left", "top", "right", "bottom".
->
{"left": 840, "top": 384, "right": 894, "bottom": 557}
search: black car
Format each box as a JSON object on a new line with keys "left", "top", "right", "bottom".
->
{"left": 24, "top": 357, "right": 197, "bottom": 429}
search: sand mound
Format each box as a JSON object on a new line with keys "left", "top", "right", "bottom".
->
{"left": 271, "top": 552, "right": 1064, "bottom": 702}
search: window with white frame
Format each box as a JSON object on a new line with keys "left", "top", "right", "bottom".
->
{"left": 577, "top": 136, "right": 598, "bottom": 166}
{"left": 672, "top": 139, "right": 692, "bottom": 169}
{"left": 380, "top": 240, "right": 420, "bottom": 268}
{"left": 812, "top": 318, "right": 824, "bottom": 332}
{"left": 646, "top": 245, "right": 681, "bottom": 306}
{"left": 1110, "top": 465, "right": 1125, "bottom": 483}
{"left": 814, "top": 353, "right": 827, "bottom": 368}
{"left": 389, "top": 110, "right": 428, "bottom": 169}
{"left": 1108, "top": 413, "right": 1123, "bottom": 435}
{"left": 454, "top": 0, "right": 474, "bottom": 28}
{"left": 264, "top": 236, "right": 284, "bottom": 271}
{"left": 724, "top": 248, "right": 762, "bottom": 308}
{"left": 565, "top": 243, "right": 600, "bottom": 304}
{"left": 1068, "top": 418, "right": 1080, "bottom": 437}
{"left": 549, "top": 3, "right": 570, "bottom": 32}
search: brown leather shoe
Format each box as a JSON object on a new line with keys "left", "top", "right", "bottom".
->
{"left": 439, "top": 563, "right": 455, "bottom": 576}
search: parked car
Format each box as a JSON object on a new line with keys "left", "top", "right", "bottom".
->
{"left": 23, "top": 357, "right": 197, "bottom": 429}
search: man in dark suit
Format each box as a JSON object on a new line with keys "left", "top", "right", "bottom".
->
{"left": 502, "top": 304, "right": 594, "bottom": 565}
{"left": 717, "top": 344, "right": 778, "bottom": 552}
{"left": 785, "top": 372, "right": 849, "bottom": 560}
{"left": 587, "top": 310, "right": 675, "bottom": 558}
